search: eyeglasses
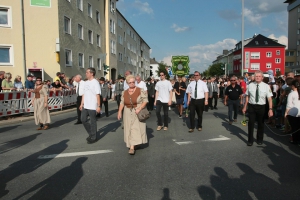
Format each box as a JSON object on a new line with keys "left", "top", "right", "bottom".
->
{"left": 128, "top": 82, "right": 135, "bottom": 84}
{"left": 230, "top": 80, "right": 236, "bottom": 81}
{"left": 194, "top": 75, "right": 199, "bottom": 76}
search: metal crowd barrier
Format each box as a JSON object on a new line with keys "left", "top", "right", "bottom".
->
{"left": 0, "top": 89, "right": 77, "bottom": 117}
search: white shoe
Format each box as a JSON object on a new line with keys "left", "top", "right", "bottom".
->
{"left": 169, "top": 107, "right": 171, "bottom": 110}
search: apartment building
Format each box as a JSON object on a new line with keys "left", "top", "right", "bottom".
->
{"left": 116, "top": 10, "right": 151, "bottom": 80}
{"left": 284, "top": 0, "right": 300, "bottom": 72}
{"left": 0, "top": 0, "right": 150, "bottom": 82}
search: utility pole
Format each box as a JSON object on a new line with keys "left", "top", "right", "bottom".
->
{"left": 241, "top": 0, "right": 244, "bottom": 76}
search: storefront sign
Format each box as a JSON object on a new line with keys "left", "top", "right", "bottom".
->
{"left": 30, "top": 0, "right": 51, "bottom": 8}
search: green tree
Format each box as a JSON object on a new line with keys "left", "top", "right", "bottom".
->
{"left": 208, "top": 63, "right": 224, "bottom": 77}
{"left": 156, "top": 62, "right": 170, "bottom": 79}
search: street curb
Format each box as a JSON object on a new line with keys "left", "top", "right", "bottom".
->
{"left": 0, "top": 107, "right": 77, "bottom": 126}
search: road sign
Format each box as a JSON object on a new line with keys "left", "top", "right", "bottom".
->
{"left": 30, "top": 0, "right": 51, "bottom": 7}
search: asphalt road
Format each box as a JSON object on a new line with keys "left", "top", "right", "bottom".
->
{"left": 1, "top": 99, "right": 300, "bottom": 200}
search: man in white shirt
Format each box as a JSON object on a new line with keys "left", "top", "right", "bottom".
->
{"left": 187, "top": 71, "right": 209, "bottom": 132}
{"left": 123, "top": 70, "right": 132, "bottom": 90}
{"left": 154, "top": 71, "right": 173, "bottom": 131}
{"left": 80, "top": 68, "right": 101, "bottom": 144}
{"left": 242, "top": 70, "right": 273, "bottom": 146}
{"left": 73, "top": 74, "right": 85, "bottom": 125}
{"left": 135, "top": 75, "right": 148, "bottom": 92}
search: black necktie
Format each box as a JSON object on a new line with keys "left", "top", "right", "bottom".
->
{"left": 195, "top": 81, "right": 198, "bottom": 99}
{"left": 255, "top": 84, "right": 259, "bottom": 103}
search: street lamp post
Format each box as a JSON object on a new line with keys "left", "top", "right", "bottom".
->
{"left": 241, "top": 0, "right": 244, "bottom": 76}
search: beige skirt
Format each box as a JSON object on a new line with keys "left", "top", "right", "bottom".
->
{"left": 34, "top": 98, "right": 51, "bottom": 125}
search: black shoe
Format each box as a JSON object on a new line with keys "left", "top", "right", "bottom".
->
{"left": 74, "top": 121, "right": 82, "bottom": 125}
{"left": 87, "top": 138, "right": 97, "bottom": 144}
{"left": 257, "top": 141, "right": 263, "bottom": 145}
{"left": 106, "top": 115, "right": 109, "bottom": 117}
{"left": 214, "top": 107, "right": 218, "bottom": 110}
{"left": 86, "top": 136, "right": 91, "bottom": 141}
{"left": 210, "top": 107, "right": 213, "bottom": 110}
{"left": 247, "top": 142, "right": 253, "bottom": 146}
{"left": 179, "top": 115, "right": 182, "bottom": 118}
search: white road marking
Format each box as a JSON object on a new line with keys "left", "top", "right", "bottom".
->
{"left": 203, "top": 135, "right": 231, "bottom": 142}
{"left": 175, "top": 141, "right": 194, "bottom": 145}
{"left": 172, "top": 139, "right": 177, "bottom": 142}
{"left": 37, "top": 149, "right": 113, "bottom": 159}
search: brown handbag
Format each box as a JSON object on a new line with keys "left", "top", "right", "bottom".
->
{"left": 129, "top": 94, "right": 150, "bottom": 122}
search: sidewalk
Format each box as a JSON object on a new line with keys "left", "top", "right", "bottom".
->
{"left": 0, "top": 99, "right": 116, "bottom": 126}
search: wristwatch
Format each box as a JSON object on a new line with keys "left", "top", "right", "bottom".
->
{"left": 269, "top": 108, "right": 272, "bottom": 110}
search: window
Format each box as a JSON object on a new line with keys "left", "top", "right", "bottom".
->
{"left": 110, "top": 0, "right": 115, "bottom": 12}
{"left": 77, "top": 0, "right": 83, "bottom": 11}
{"left": 251, "top": 52, "right": 260, "bottom": 59}
{"left": 276, "top": 50, "right": 280, "bottom": 55}
{"left": 298, "top": 40, "right": 300, "bottom": 45}
{"left": 96, "top": 34, "right": 101, "bottom": 47}
{"left": 78, "top": 24, "right": 83, "bottom": 39}
{"left": 275, "top": 68, "right": 280, "bottom": 72}
{"left": 78, "top": 53, "right": 84, "bottom": 68}
{"left": 88, "top": 30, "right": 93, "bottom": 44}
{"left": 264, "top": 41, "right": 268, "bottom": 45}
{"left": 266, "top": 63, "right": 271, "bottom": 68}
{"left": 64, "top": 16, "right": 71, "bottom": 34}
{"left": 89, "top": 56, "right": 93, "bottom": 67}
{"left": 250, "top": 63, "right": 260, "bottom": 70}
{"left": 255, "top": 41, "right": 259, "bottom": 45}
{"left": 118, "top": 53, "right": 123, "bottom": 61}
{"left": 0, "top": 7, "right": 11, "bottom": 27}
{"left": 96, "top": 11, "right": 100, "bottom": 24}
{"left": 298, "top": 18, "right": 300, "bottom": 23}
{"left": 286, "top": 51, "right": 294, "bottom": 56}
{"left": 111, "top": 40, "right": 116, "bottom": 54}
{"left": 97, "top": 58, "right": 101, "bottom": 70}
{"left": 275, "top": 58, "right": 281, "bottom": 63}
{"left": 0, "top": 45, "right": 13, "bottom": 65}
{"left": 118, "top": 35, "right": 123, "bottom": 45}
{"left": 65, "top": 49, "right": 72, "bottom": 66}
{"left": 266, "top": 52, "right": 272, "bottom": 57}
{"left": 88, "top": 3, "right": 92, "bottom": 18}
{"left": 110, "top": 19, "right": 115, "bottom": 33}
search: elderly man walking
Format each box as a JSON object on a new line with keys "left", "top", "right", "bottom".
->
{"left": 73, "top": 74, "right": 84, "bottom": 125}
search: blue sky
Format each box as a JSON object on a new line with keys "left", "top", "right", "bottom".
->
{"left": 117, "top": 0, "right": 288, "bottom": 73}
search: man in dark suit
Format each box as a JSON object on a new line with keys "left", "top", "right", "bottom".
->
{"left": 207, "top": 77, "right": 219, "bottom": 110}
{"left": 99, "top": 77, "right": 109, "bottom": 117}
{"left": 115, "top": 75, "right": 124, "bottom": 109}
{"left": 146, "top": 77, "right": 155, "bottom": 111}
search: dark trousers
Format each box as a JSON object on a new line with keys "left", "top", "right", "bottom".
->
{"left": 156, "top": 100, "right": 169, "bottom": 127}
{"left": 287, "top": 115, "right": 300, "bottom": 142}
{"left": 81, "top": 109, "right": 97, "bottom": 140}
{"left": 228, "top": 99, "right": 239, "bottom": 121}
{"left": 147, "top": 94, "right": 154, "bottom": 110}
{"left": 100, "top": 96, "right": 108, "bottom": 116}
{"left": 208, "top": 97, "right": 213, "bottom": 108}
{"left": 76, "top": 96, "right": 82, "bottom": 122}
{"left": 116, "top": 94, "right": 121, "bottom": 109}
{"left": 212, "top": 92, "right": 218, "bottom": 108}
{"left": 248, "top": 104, "right": 265, "bottom": 143}
{"left": 189, "top": 99, "right": 205, "bottom": 129}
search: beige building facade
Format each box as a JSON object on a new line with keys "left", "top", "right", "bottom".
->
{"left": 0, "top": 0, "right": 150, "bottom": 82}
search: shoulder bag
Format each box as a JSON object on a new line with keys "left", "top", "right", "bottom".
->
{"left": 129, "top": 92, "right": 150, "bottom": 122}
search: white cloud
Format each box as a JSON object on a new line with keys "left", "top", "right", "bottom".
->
{"left": 244, "top": 8, "right": 263, "bottom": 25}
{"left": 132, "top": 1, "right": 153, "bottom": 15}
{"left": 268, "top": 34, "right": 288, "bottom": 48}
{"left": 171, "top": 24, "right": 190, "bottom": 33}
{"left": 160, "top": 38, "right": 237, "bottom": 73}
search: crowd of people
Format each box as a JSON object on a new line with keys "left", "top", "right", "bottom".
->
{"left": 1, "top": 68, "right": 300, "bottom": 154}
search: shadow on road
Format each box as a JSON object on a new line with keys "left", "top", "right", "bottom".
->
{"left": 0, "top": 133, "right": 42, "bottom": 154}
{"left": 12, "top": 157, "right": 87, "bottom": 200}
{"left": 50, "top": 116, "right": 77, "bottom": 128}
{"left": 0, "top": 125, "right": 22, "bottom": 133}
{"left": 161, "top": 188, "right": 172, "bottom": 200}
{"left": 197, "top": 139, "right": 300, "bottom": 199}
{"left": 97, "top": 120, "right": 121, "bottom": 141}
{"left": 0, "top": 140, "right": 69, "bottom": 198}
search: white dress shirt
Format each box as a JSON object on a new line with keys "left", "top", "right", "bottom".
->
{"left": 186, "top": 80, "right": 208, "bottom": 99}
{"left": 245, "top": 82, "right": 272, "bottom": 105}
{"left": 73, "top": 80, "right": 85, "bottom": 96}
